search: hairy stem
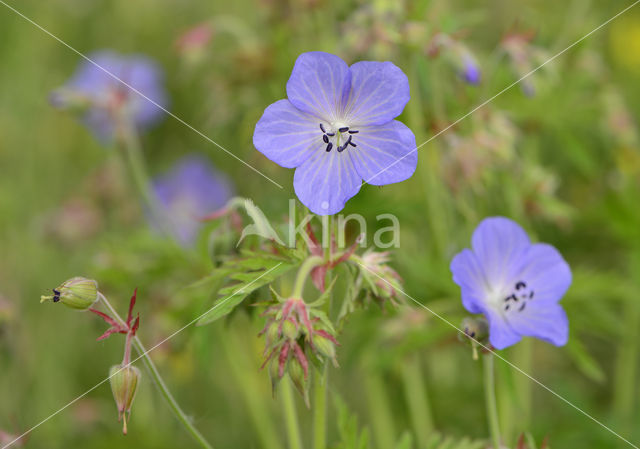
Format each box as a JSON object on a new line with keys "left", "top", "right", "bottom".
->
{"left": 292, "top": 255, "right": 324, "bottom": 299}
{"left": 99, "top": 293, "right": 214, "bottom": 449}
{"left": 281, "top": 378, "right": 304, "bottom": 449}
{"left": 483, "top": 353, "right": 501, "bottom": 449}
{"left": 313, "top": 214, "right": 333, "bottom": 449}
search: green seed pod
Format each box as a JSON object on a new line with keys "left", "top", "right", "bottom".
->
{"left": 282, "top": 319, "right": 298, "bottom": 341}
{"left": 314, "top": 334, "right": 336, "bottom": 361}
{"left": 265, "top": 321, "right": 280, "bottom": 344}
{"left": 288, "top": 358, "right": 309, "bottom": 407}
{"left": 40, "top": 277, "right": 98, "bottom": 310}
{"left": 109, "top": 364, "right": 141, "bottom": 435}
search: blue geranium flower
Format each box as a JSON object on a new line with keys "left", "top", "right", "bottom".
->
{"left": 450, "top": 217, "right": 572, "bottom": 349}
{"left": 153, "top": 155, "right": 233, "bottom": 246}
{"left": 253, "top": 51, "right": 418, "bottom": 215}
{"left": 461, "top": 54, "right": 481, "bottom": 85}
{"left": 51, "top": 51, "right": 168, "bottom": 141}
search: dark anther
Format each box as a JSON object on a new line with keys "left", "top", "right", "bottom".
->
{"left": 320, "top": 123, "right": 326, "bottom": 133}
{"left": 323, "top": 135, "right": 329, "bottom": 143}
{"left": 337, "top": 144, "right": 346, "bottom": 153}
{"left": 504, "top": 304, "right": 510, "bottom": 311}
{"left": 518, "top": 303, "right": 527, "bottom": 312}
{"left": 515, "top": 281, "right": 526, "bottom": 290}
{"left": 344, "top": 135, "right": 353, "bottom": 147}
{"left": 348, "top": 140, "right": 357, "bottom": 147}
{"left": 53, "top": 288, "right": 61, "bottom": 303}
{"left": 325, "top": 142, "right": 333, "bottom": 152}
{"left": 504, "top": 293, "right": 517, "bottom": 303}
{"left": 326, "top": 132, "right": 335, "bottom": 137}
{"left": 338, "top": 127, "right": 349, "bottom": 133}
{"left": 348, "top": 129, "right": 359, "bottom": 134}
{"left": 529, "top": 291, "right": 534, "bottom": 299}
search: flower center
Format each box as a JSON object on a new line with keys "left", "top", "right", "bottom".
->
{"left": 319, "top": 123, "right": 359, "bottom": 153}
{"left": 501, "top": 280, "right": 534, "bottom": 314}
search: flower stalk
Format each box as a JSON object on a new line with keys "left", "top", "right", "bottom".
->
{"left": 483, "top": 353, "right": 501, "bottom": 449}
{"left": 98, "top": 293, "right": 214, "bottom": 449}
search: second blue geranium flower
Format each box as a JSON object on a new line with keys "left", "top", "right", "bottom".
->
{"left": 253, "top": 51, "right": 418, "bottom": 215}
{"left": 450, "top": 217, "right": 572, "bottom": 350}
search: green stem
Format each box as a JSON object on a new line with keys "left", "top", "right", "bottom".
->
{"left": 117, "top": 121, "right": 171, "bottom": 237}
{"left": 313, "top": 368, "right": 328, "bottom": 449}
{"left": 99, "top": 294, "right": 214, "bottom": 449}
{"left": 292, "top": 256, "right": 324, "bottom": 298}
{"left": 281, "top": 378, "right": 304, "bottom": 449}
{"left": 401, "top": 354, "right": 434, "bottom": 447}
{"left": 313, "top": 214, "right": 333, "bottom": 449}
{"left": 483, "top": 354, "right": 501, "bottom": 449}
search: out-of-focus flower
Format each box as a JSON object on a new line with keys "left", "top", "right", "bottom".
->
{"left": 450, "top": 217, "right": 572, "bottom": 349}
{"left": 260, "top": 295, "right": 338, "bottom": 404}
{"left": 601, "top": 87, "right": 639, "bottom": 148}
{"left": 429, "top": 33, "right": 481, "bottom": 85}
{"left": 501, "top": 32, "right": 551, "bottom": 97}
{"left": 152, "top": 154, "right": 233, "bottom": 246}
{"left": 175, "top": 22, "right": 214, "bottom": 64}
{"left": 44, "top": 198, "right": 102, "bottom": 244}
{"left": 442, "top": 110, "right": 518, "bottom": 193}
{"left": 0, "top": 429, "right": 26, "bottom": 448}
{"left": 51, "top": 51, "right": 168, "bottom": 141}
{"left": 253, "top": 51, "right": 417, "bottom": 215}
{"left": 40, "top": 277, "right": 98, "bottom": 310}
{"left": 0, "top": 295, "right": 15, "bottom": 327}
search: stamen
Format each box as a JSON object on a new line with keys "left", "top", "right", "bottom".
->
{"left": 326, "top": 132, "right": 335, "bottom": 137}
{"left": 515, "top": 281, "right": 526, "bottom": 290}
{"left": 319, "top": 123, "right": 326, "bottom": 133}
{"left": 323, "top": 135, "right": 329, "bottom": 143}
{"left": 348, "top": 130, "right": 359, "bottom": 134}
{"left": 337, "top": 144, "right": 346, "bottom": 153}
{"left": 338, "top": 127, "right": 349, "bottom": 133}
{"left": 518, "top": 303, "right": 526, "bottom": 312}
{"left": 348, "top": 140, "right": 357, "bottom": 148}
{"left": 325, "top": 142, "right": 333, "bottom": 152}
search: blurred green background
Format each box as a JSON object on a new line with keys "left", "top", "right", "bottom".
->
{"left": 2, "top": 0, "right": 640, "bottom": 448}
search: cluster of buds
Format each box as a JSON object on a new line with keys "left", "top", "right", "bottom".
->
{"left": 260, "top": 295, "right": 338, "bottom": 405}
{"left": 501, "top": 31, "right": 550, "bottom": 97}
{"left": 356, "top": 250, "right": 402, "bottom": 304}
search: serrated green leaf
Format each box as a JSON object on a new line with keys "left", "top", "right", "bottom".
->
{"left": 196, "top": 262, "right": 297, "bottom": 325}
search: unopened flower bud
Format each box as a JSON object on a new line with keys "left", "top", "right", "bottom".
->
{"left": 265, "top": 321, "right": 280, "bottom": 344}
{"left": 314, "top": 334, "right": 336, "bottom": 362}
{"left": 109, "top": 364, "right": 141, "bottom": 435}
{"left": 282, "top": 319, "right": 298, "bottom": 340}
{"left": 40, "top": 277, "right": 98, "bottom": 310}
{"left": 459, "top": 316, "right": 490, "bottom": 359}
{"left": 288, "top": 358, "right": 310, "bottom": 407}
